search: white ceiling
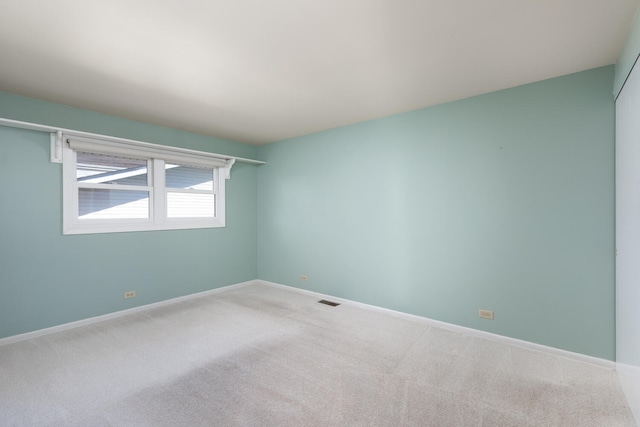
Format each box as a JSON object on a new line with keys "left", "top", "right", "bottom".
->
{"left": 0, "top": 0, "right": 638, "bottom": 145}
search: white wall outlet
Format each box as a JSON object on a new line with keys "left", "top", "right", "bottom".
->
{"left": 300, "top": 275, "right": 308, "bottom": 281}
{"left": 124, "top": 291, "right": 136, "bottom": 299}
{"left": 479, "top": 309, "right": 494, "bottom": 320}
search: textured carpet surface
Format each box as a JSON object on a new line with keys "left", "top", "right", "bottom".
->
{"left": 0, "top": 283, "right": 635, "bottom": 426}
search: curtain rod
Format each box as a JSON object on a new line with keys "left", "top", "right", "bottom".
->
{"left": 0, "top": 117, "right": 266, "bottom": 165}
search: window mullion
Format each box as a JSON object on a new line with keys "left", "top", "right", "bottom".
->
{"left": 153, "top": 159, "right": 166, "bottom": 224}
{"left": 214, "top": 168, "right": 221, "bottom": 219}
{"left": 63, "top": 147, "right": 79, "bottom": 231}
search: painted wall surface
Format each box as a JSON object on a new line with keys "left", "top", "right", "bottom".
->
{"left": 257, "top": 66, "right": 615, "bottom": 360}
{"left": 616, "top": 41, "right": 640, "bottom": 423}
{"left": 0, "top": 93, "right": 258, "bottom": 339}
{"left": 615, "top": 5, "right": 640, "bottom": 98}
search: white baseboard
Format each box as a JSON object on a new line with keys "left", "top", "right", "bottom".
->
{"left": 617, "top": 363, "right": 640, "bottom": 424}
{"left": 0, "top": 280, "right": 258, "bottom": 346}
{"left": 257, "top": 280, "right": 616, "bottom": 370}
{"left": 1, "top": 278, "right": 616, "bottom": 371}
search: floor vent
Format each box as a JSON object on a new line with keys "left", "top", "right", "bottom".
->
{"left": 318, "top": 299, "right": 340, "bottom": 307}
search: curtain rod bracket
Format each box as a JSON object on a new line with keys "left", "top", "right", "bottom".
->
{"left": 224, "top": 158, "right": 236, "bottom": 179}
{"left": 50, "top": 130, "right": 63, "bottom": 163}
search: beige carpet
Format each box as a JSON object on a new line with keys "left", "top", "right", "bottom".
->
{"left": 0, "top": 283, "right": 635, "bottom": 426}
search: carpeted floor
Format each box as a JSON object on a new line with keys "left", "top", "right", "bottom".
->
{"left": 0, "top": 283, "right": 635, "bottom": 426}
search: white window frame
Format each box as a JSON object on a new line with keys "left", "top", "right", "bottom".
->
{"left": 62, "top": 135, "right": 233, "bottom": 235}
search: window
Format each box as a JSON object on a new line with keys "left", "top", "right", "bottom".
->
{"left": 62, "top": 135, "right": 233, "bottom": 234}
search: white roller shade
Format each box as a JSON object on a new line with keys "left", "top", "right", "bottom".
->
{"left": 66, "top": 135, "right": 231, "bottom": 169}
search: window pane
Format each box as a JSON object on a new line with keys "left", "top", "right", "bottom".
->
{"left": 167, "top": 192, "right": 215, "bottom": 218}
{"left": 79, "top": 189, "right": 149, "bottom": 219}
{"left": 166, "top": 164, "right": 213, "bottom": 191}
{"left": 77, "top": 152, "right": 148, "bottom": 186}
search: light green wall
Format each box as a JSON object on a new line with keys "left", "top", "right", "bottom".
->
{"left": 0, "top": 92, "right": 258, "bottom": 339}
{"left": 0, "top": 67, "right": 618, "bottom": 360}
{"left": 257, "top": 66, "right": 616, "bottom": 360}
{"left": 615, "top": 5, "right": 640, "bottom": 98}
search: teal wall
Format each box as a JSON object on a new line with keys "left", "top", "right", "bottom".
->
{"left": 0, "top": 92, "right": 258, "bottom": 339}
{"left": 615, "top": 5, "right": 640, "bottom": 98}
{"left": 0, "top": 67, "right": 618, "bottom": 360}
{"left": 257, "top": 66, "right": 616, "bottom": 360}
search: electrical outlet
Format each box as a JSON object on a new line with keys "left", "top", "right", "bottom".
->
{"left": 479, "top": 309, "right": 494, "bottom": 320}
{"left": 124, "top": 291, "right": 136, "bottom": 299}
{"left": 300, "top": 275, "right": 308, "bottom": 281}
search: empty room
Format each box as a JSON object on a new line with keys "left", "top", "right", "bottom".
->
{"left": 1, "top": 0, "right": 640, "bottom": 425}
